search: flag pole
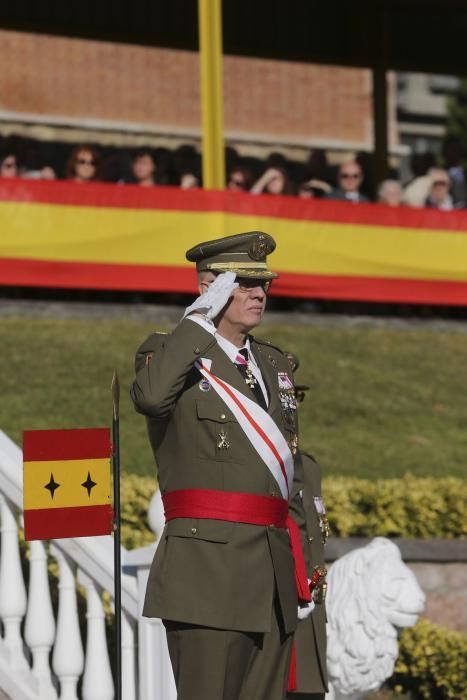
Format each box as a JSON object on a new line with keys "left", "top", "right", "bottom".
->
{"left": 111, "top": 371, "right": 122, "bottom": 700}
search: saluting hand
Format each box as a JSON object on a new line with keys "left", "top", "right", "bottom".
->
{"left": 183, "top": 271, "right": 239, "bottom": 321}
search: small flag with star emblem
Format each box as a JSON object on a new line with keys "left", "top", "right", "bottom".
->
{"left": 23, "top": 428, "right": 112, "bottom": 541}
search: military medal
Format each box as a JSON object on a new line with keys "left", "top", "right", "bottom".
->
{"left": 199, "top": 378, "right": 211, "bottom": 392}
{"left": 278, "top": 372, "right": 293, "bottom": 390}
{"left": 309, "top": 565, "right": 328, "bottom": 604}
{"left": 244, "top": 367, "right": 257, "bottom": 388}
{"left": 278, "top": 368, "right": 297, "bottom": 429}
{"left": 278, "top": 373, "right": 297, "bottom": 416}
{"left": 288, "top": 434, "right": 298, "bottom": 455}
{"left": 314, "top": 496, "right": 330, "bottom": 542}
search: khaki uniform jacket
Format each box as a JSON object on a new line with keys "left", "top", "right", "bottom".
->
{"left": 293, "top": 452, "right": 328, "bottom": 693}
{"left": 131, "top": 319, "right": 308, "bottom": 635}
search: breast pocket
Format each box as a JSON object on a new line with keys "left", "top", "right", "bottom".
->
{"left": 196, "top": 399, "right": 241, "bottom": 462}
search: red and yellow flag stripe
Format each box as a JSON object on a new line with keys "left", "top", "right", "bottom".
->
{"left": 1, "top": 178, "right": 467, "bottom": 305}
{"left": 23, "top": 428, "right": 112, "bottom": 541}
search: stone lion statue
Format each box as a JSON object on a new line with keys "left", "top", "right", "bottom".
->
{"left": 326, "top": 537, "right": 425, "bottom": 700}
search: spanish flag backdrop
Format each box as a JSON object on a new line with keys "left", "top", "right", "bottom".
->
{"left": 1, "top": 178, "right": 467, "bottom": 305}
{"left": 23, "top": 428, "right": 112, "bottom": 541}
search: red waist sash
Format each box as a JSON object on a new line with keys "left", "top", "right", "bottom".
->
{"left": 162, "top": 488, "right": 311, "bottom": 604}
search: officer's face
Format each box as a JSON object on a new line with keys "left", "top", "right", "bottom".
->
{"left": 226, "top": 280, "right": 267, "bottom": 331}
{"left": 200, "top": 272, "right": 267, "bottom": 332}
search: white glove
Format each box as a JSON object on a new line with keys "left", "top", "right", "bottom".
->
{"left": 183, "top": 271, "right": 238, "bottom": 321}
{"left": 297, "top": 578, "right": 315, "bottom": 620}
{"left": 297, "top": 598, "right": 315, "bottom": 620}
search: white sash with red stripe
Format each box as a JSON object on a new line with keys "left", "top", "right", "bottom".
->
{"left": 196, "top": 359, "right": 294, "bottom": 499}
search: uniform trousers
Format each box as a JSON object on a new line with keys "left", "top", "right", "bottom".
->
{"left": 164, "top": 595, "right": 293, "bottom": 700}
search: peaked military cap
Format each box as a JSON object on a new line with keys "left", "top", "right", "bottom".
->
{"left": 186, "top": 231, "right": 278, "bottom": 279}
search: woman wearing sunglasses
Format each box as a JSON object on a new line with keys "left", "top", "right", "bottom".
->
{"left": 65, "top": 144, "right": 101, "bottom": 182}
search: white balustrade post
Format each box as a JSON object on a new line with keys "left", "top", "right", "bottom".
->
{"left": 136, "top": 567, "right": 176, "bottom": 700}
{"left": 24, "top": 540, "right": 57, "bottom": 698}
{"left": 79, "top": 572, "right": 114, "bottom": 700}
{"left": 122, "top": 609, "right": 137, "bottom": 700}
{"left": 51, "top": 546, "right": 84, "bottom": 700}
{"left": 0, "top": 494, "right": 29, "bottom": 671}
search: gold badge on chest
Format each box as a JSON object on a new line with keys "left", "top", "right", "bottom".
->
{"left": 217, "top": 430, "right": 230, "bottom": 450}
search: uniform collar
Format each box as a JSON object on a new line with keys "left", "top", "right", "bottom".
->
{"left": 215, "top": 332, "right": 256, "bottom": 367}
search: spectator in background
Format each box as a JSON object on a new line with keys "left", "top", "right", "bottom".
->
{"left": 21, "top": 140, "right": 57, "bottom": 180}
{"left": 305, "top": 148, "right": 330, "bottom": 182}
{"left": 298, "top": 178, "right": 331, "bottom": 199}
{"left": 129, "top": 148, "right": 158, "bottom": 186}
{"left": 425, "top": 168, "right": 454, "bottom": 211}
{"left": 0, "top": 151, "right": 19, "bottom": 178}
{"left": 173, "top": 144, "right": 201, "bottom": 187}
{"left": 407, "top": 152, "right": 437, "bottom": 181}
{"left": 442, "top": 137, "right": 466, "bottom": 207}
{"left": 402, "top": 152, "right": 436, "bottom": 207}
{"left": 65, "top": 145, "right": 100, "bottom": 182}
{"left": 378, "top": 179, "right": 402, "bottom": 207}
{"left": 250, "top": 166, "right": 294, "bottom": 195}
{"left": 327, "top": 160, "right": 369, "bottom": 203}
{"left": 24, "top": 165, "right": 56, "bottom": 180}
{"left": 227, "top": 165, "right": 254, "bottom": 192}
{"left": 180, "top": 171, "right": 200, "bottom": 189}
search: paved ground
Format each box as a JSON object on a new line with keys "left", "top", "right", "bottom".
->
{"left": 1, "top": 299, "right": 467, "bottom": 333}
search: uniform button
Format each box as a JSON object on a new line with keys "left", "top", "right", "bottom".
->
{"left": 268, "top": 524, "right": 275, "bottom": 530}
{"left": 269, "top": 491, "right": 276, "bottom": 497}
{"left": 194, "top": 347, "right": 200, "bottom": 355}
{"left": 191, "top": 527, "right": 198, "bottom": 535}
{"left": 220, "top": 413, "right": 226, "bottom": 420}
{"left": 307, "top": 535, "right": 314, "bottom": 542}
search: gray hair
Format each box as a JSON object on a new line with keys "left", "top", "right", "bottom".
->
{"left": 378, "top": 179, "right": 401, "bottom": 202}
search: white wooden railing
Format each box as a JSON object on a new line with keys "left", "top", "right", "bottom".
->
{"left": 0, "top": 429, "right": 176, "bottom": 700}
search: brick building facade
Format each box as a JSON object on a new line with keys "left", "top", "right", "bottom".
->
{"left": 0, "top": 29, "right": 398, "bottom": 162}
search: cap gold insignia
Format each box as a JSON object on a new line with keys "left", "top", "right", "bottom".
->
{"left": 249, "top": 234, "right": 268, "bottom": 261}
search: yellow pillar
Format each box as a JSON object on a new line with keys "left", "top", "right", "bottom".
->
{"left": 198, "top": 0, "right": 225, "bottom": 190}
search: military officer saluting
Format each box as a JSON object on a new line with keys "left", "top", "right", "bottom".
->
{"left": 131, "top": 232, "right": 314, "bottom": 700}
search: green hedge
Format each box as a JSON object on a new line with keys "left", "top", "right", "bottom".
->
{"left": 121, "top": 473, "right": 156, "bottom": 549}
{"left": 119, "top": 473, "right": 466, "bottom": 548}
{"left": 387, "top": 619, "right": 467, "bottom": 699}
{"left": 322, "top": 475, "right": 466, "bottom": 538}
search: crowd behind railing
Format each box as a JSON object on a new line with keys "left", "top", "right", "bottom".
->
{"left": 1, "top": 133, "right": 467, "bottom": 210}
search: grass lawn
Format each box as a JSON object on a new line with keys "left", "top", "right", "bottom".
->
{"left": 1, "top": 316, "right": 466, "bottom": 479}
